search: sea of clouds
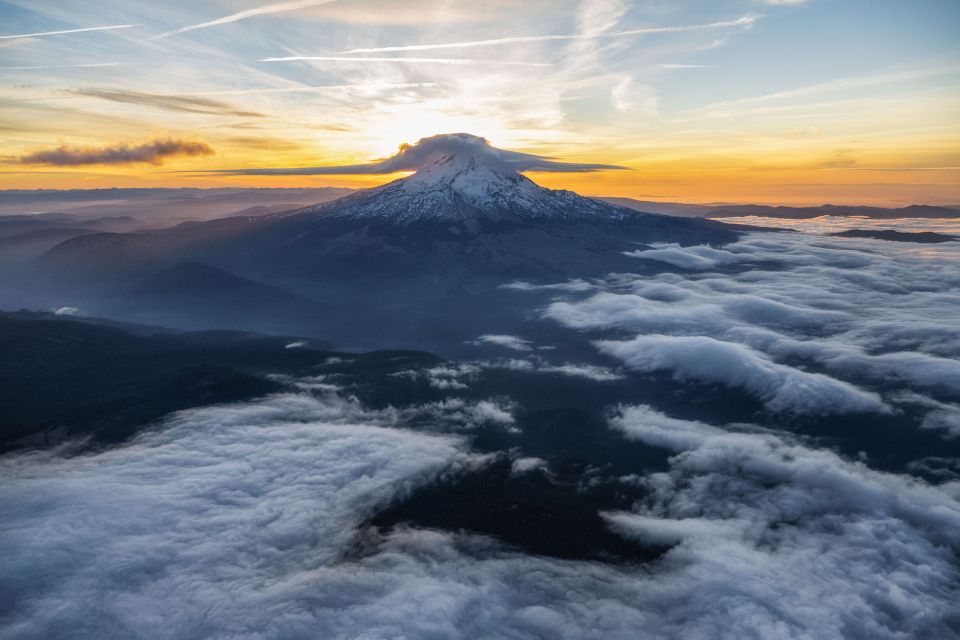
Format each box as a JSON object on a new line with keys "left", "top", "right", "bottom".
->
{"left": 539, "top": 231, "right": 960, "bottom": 427}
{"left": 1, "top": 385, "right": 958, "bottom": 638}
{"left": 716, "top": 215, "right": 960, "bottom": 235}
{"left": 2, "top": 226, "right": 960, "bottom": 639}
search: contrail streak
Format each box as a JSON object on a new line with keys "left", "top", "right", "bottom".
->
{"left": 0, "top": 63, "right": 125, "bottom": 71}
{"left": 0, "top": 24, "right": 138, "bottom": 40}
{"left": 187, "top": 82, "right": 440, "bottom": 96}
{"left": 154, "top": 0, "right": 340, "bottom": 39}
{"left": 338, "top": 17, "right": 756, "bottom": 54}
{"left": 260, "top": 56, "right": 551, "bottom": 67}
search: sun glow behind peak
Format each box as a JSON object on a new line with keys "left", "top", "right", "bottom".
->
{"left": 0, "top": 0, "right": 958, "bottom": 205}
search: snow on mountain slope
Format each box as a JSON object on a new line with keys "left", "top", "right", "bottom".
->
{"left": 38, "top": 134, "right": 739, "bottom": 281}
{"left": 281, "top": 134, "right": 635, "bottom": 224}
{"left": 26, "top": 135, "right": 742, "bottom": 347}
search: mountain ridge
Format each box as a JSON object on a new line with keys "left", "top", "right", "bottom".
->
{"left": 25, "top": 136, "right": 739, "bottom": 348}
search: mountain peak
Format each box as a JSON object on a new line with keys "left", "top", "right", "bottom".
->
{"left": 211, "top": 132, "right": 627, "bottom": 180}
{"left": 404, "top": 135, "right": 525, "bottom": 183}
{"left": 263, "top": 133, "right": 634, "bottom": 224}
{"left": 392, "top": 137, "right": 540, "bottom": 207}
{"left": 323, "top": 165, "right": 625, "bottom": 225}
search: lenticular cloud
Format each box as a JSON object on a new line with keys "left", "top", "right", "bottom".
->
{"left": 206, "top": 133, "right": 629, "bottom": 176}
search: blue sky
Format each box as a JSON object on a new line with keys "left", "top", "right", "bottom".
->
{"left": 1, "top": 0, "right": 958, "bottom": 203}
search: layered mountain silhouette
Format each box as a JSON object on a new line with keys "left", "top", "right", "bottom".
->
{"left": 36, "top": 134, "right": 738, "bottom": 348}
{"left": 597, "top": 198, "right": 960, "bottom": 219}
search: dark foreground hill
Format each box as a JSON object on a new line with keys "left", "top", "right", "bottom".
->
{"left": 0, "top": 311, "right": 436, "bottom": 449}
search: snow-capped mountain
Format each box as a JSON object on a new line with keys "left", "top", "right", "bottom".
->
{"left": 226, "top": 141, "right": 738, "bottom": 283}
{"left": 291, "top": 139, "right": 630, "bottom": 224}
{"left": 37, "top": 134, "right": 740, "bottom": 347}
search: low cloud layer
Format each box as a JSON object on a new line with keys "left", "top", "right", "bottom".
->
{"left": 540, "top": 231, "right": 960, "bottom": 424}
{"left": 394, "top": 355, "right": 624, "bottom": 390}
{"left": 599, "top": 335, "right": 887, "bottom": 415}
{"left": 20, "top": 138, "right": 214, "bottom": 166}
{"left": 605, "top": 404, "right": 960, "bottom": 638}
{"left": 205, "top": 133, "right": 629, "bottom": 176}
{"left": 716, "top": 214, "right": 960, "bottom": 235}
{"left": 473, "top": 334, "right": 534, "bottom": 351}
{"left": 1, "top": 385, "right": 957, "bottom": 639}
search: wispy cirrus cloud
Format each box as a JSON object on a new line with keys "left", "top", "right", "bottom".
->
{"left": 186, "top": 82, "right": 439, "bottom": 96}
{"left": 259, "top": 56, "right": 551, "bottom": 67}
{"left": 0, "top": 63, "right": 124, "bottom": 71}
{"left": 0, "top": 24, "right": 138, "bottom": 40}
{"left": 686, "top": 64, "right": 960, "bottom": 114}
{"left": 338, "top": 16, "right": 756, "bottom": 54}
{"left": 154, "top": 0, "right": 341, "bottom": 39}
{"left": 20, "top": 138, "right": 214, "bottom": 166}
{"left": 70, "top": 88, "right": 265, "bottom": 117}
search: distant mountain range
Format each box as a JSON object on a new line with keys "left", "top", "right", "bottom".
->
{"left": 829, "top": 229, "right": 958, "bottom": 243}
{"left": 4, "top": 187, "right": 956, "bottom": 227}
{"left": 0, "top": 188, "right": 353, "bottom": 263}
{"left": 0, "top": 186, "right": 353, "bottom": 217}
{"left": 595, "top": 197, "right": 960, "bottom": 219}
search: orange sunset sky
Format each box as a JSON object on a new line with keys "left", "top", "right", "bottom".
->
{"left": 2, "top": 0, "right": 958, "bottom": 206}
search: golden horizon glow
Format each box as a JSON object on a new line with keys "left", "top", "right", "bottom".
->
{"left": 2, "top": 0, "right": 959, "bottom": 206}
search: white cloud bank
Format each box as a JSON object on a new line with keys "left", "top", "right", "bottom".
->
{"left": 604, "top": 404, "right": 960, "bottom": 639}
{"left": 0, "top": 392, "right": 473, "bottom": 639}
{"left": 598, "top": 334, "right": 887, "bottom": 415}
{"left": 1, "top": 391, "right": 957, "bottom": 639}
{"left": 405, "top": 356, "right": 624, "bottom": 390}
{"left": 52, "top": 306, "right": 80, "bottom": 316}
{"left": 542, "top": 231, "right": 960, "bottom": 422}
{"left": 473, "top": 334, "right": 534, "bottom": 351}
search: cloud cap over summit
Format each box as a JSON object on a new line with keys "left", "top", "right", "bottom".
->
{"left": 204, "top": 133, "right": 630, "bottom": 176}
